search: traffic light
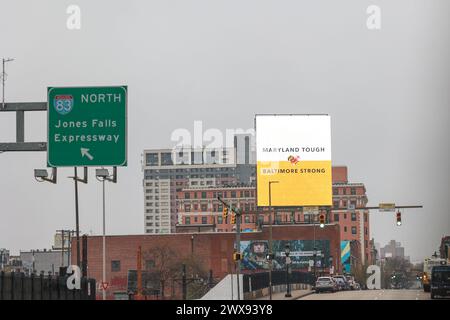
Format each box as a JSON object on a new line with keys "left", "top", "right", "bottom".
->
{"left": 319, "top": 213, "right": 325, "bottom": 228}
{"left": 230, "top": 212, "right": 236, "bottom": 224}
{"left": 396, "top": 211, "right": 402, "bottom": 226}
{"left": 222, "top": 206, "right": 228, "bottom": 220}
{"left": 233, "top": 252, "right": 241, "bottom": 262}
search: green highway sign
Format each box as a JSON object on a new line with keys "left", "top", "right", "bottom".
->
{"left": 47, "top": 86, "right": 127, "bottom": 167}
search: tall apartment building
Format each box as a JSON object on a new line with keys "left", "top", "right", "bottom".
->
{"left": 142, "top": 135, "right": 256, "bottom": 234}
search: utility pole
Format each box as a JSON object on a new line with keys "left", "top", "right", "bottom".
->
{"left": 1, "top": 58, "right": 14, "bottom": 110}
{"left": 60, "top": 230, "right": 65, "bottom": 268}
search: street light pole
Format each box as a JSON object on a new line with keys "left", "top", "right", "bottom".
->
{"left": 96, "top": 167, "right": 117, "bottom": 301}
{"left": 102, "top": 178, "right": 106, "bottom": 300}
{"left": 268, "top": 180, "right": 278, "bottom": 301}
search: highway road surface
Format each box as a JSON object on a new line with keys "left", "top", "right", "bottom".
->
{"left": 298, "top": 289, "right": 433, "bottom": 300}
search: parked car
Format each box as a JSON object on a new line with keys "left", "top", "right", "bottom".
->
{"left": 315, "top": 277, "right": 338, "bottom": 293}
{"left": 333, "top": 275, "right": 350, "bottom": 291}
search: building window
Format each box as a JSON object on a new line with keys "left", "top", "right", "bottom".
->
{"left": 161, "top": 152, "right": 173, "bottom": 165}
{"left": 202, "top": 216, "right": 207, "bottom": 224}
{"left": 244, "top": 191, "right": 250, "bottom": 198}
{"left": 184, "top": 192, "right": 190, "bottom": 199}
{"left": 344, "top": 226, "right": 347, "bottom": 232}
{"left": 184, "top": 205, "right": 191, "bottom": 212}
{"left": 351, "top": 212, "right": 357, "bottom": 221}
{"left": 351, "top": 188, "right": 356, "bottom": 195}
{"left": 185, "top": 217, "right": 190, "bottom": 225}
{"left": 333, "top": 188, "right": 338, "bottom": 195}
{"left": 343, "top": 213, "right": 347, "bottom": 219}
{"left": 231, "top": 191, "right": 236, "bottom": 198}
{"left": 333, "top": 201, "right": 339, "bottom": 210}
{"left": 146, "top": 222, "right": 153, "bottom": 227}
{"left": 146, "top": 153, "right": 158, "bottom": 166}
{"left": 201, "top": 192, "right": 207, "bottom": 199}
{"left": 365, "top": 227, "right": 368, "bottom": 235}
{"left": 194, "top": 216, "right": 198, "bottom": 223}
{"left": 217, "top": 216, "right": 223, "bottom": 224}
{"left": 111, "top": 260, "right": 121, "bottom": 272}
{"left": 334, "top": 213, "right": 339, "bottom": 222}
{"left": 346, "top": 188, "right": 351, "bottom": 195}
{"left": 351, "top": 226, "right": 357, "bottom": 235}
{"left": 201, "top": 204, "right": 207, "bottom": 211}
{"left": 245, "top": 215, "right": 250, "bottom": 223}
{"left": 364, "top": 213, "right": 368, "bottom": 222}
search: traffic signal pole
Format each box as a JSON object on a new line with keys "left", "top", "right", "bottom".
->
{"left": 218, "top": 196, "right": 241, "bottom": 300}
{"left": 234, "top": 203, "right": 241, "bottom": 300}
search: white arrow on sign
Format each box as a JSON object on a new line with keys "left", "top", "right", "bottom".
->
{"left": 80, "top": 148, "right": 94, "bottom": 160}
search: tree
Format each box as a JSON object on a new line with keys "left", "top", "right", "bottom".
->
{"left": 142, "top": 242, "right": 180, "bottom": 298}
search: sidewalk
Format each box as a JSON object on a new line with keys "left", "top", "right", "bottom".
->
{"left": 255, "top": 289, "right": 313, "bottom": 300}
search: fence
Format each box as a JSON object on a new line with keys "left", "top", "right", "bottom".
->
{"left": 0, "top": 271, "right": 96, "bottom": 300}
{"left": 243, "top": 271, "right": 315, "bottom": 292}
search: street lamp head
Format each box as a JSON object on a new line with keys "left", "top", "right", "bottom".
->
{"left": 34, "top": 169, "right": 48, "bottom": 179}
{"left": 96, "top": 168, "right": 110, "bottom": 179}
{"left": 319, "top": 223, "right": 325, "bottom": 228}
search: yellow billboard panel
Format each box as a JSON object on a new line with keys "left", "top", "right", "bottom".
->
{"left": 256, "top": 115, "right": 332, "bottom": 207}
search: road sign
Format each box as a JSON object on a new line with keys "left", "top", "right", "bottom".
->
{"left": 379, "top": 203, "right": 395, "bottom": 212}
{"left": 47, "top": 86, "right": 127, "bottom": 167}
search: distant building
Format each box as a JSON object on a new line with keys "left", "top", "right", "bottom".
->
{"left": 0, "top": 248, "right": 10, "bottom": 269}
{"left": 440, "top": 236, "right": 450, "bottom": 260}
{"left": 380, "top": 240, "right": 407, "bottom": 260}
{"left": 142, "top": 134, "right": 256, "bottom": 234}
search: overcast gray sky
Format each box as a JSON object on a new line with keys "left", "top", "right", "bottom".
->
{"left": 0, "top": 0, "right": 449, "bottom": 262}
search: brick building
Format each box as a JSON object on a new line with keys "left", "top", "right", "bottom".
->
{"left": 74, "top": 224, "right": 341, "bottom": 300}
{"left": 176, "top": 166, "right": 373, "bottom": 265}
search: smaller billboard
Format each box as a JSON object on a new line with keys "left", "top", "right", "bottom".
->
{"left": 240, "top": 239, "right": 330, "bottom": 271}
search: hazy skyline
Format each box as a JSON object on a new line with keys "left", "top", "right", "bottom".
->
{"left": 0, "top": 0, "right": 449, "bottom": 262}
